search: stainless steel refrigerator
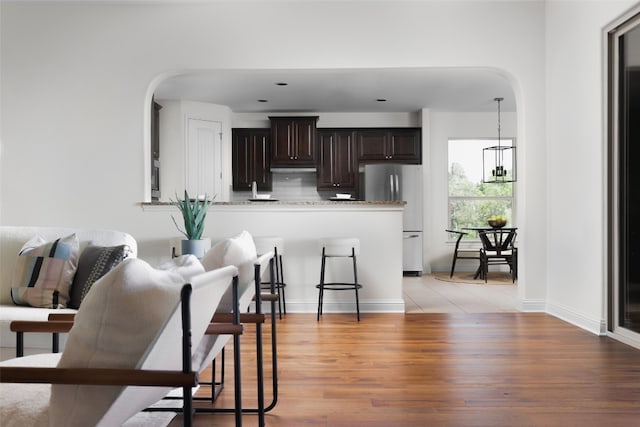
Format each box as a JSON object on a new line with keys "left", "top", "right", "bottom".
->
{"left": 363, "top": 164, "right": 423, "bottom": 275}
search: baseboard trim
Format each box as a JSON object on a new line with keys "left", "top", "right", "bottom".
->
{"left": 546, "top": 301, "right": 606, "bottom": 335}
{"left": 518, "top": 299, "right": 546, "bottom": 312}
{"left": 283, "top": 299, "right": 405, "bottom": 314}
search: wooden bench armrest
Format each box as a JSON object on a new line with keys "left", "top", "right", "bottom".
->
{"left": 206, "top": 323, "right": 244, "bottom": 335}
{"left": 48, "top": 313, "right": 76, "bottom": 322}
{"left": 10, "top": 320, "right": 73, "bottom": 334}
{"left": 212, "top": 312, "right": 265, "bottom": 324}
{"left": 0, "top": 366, "right": 197, "bottom": 387}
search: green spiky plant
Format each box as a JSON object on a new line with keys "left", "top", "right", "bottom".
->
{"left": 171, "top": 190, "right": 211, "bottom": 240}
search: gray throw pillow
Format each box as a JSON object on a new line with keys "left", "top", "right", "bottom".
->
{"left": 68, "top": 244, "right": 132, "bottom": 309}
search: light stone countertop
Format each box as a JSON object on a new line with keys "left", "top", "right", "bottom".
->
{"left": 142, "top": 200, "right": 405, "bottom": 206}
{"left": 140, "top": 200, "right": 406, "bottom": 213}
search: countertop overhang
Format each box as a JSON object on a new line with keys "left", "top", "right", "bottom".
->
{"left": 141, "top": 200, "right": 406, "bottom": 212}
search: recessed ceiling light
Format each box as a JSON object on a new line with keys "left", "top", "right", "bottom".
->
{"left": 275, "top": 82, "right": 288, "bottom": 86}
{"left": 258, "top": 99, "right": 268, "bottom": 103}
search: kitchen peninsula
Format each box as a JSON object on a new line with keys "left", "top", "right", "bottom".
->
{"left": 142, "top": 200, "right": 406, "bottom": 314}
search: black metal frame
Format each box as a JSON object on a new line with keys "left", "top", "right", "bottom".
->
{"left": 180, "top": 284, "right": 195, "bottom": 425}
{"left": 260, "top": 246, "right": 286, "bottom": 318}
{"left": 147, "top": 276, "right": 243, "bottom": 427}
{"left": 157, "top": 257, "right": 279, "bottom": 427}
{"left": 316, "top": 246, "right": 362, "bottom": 321}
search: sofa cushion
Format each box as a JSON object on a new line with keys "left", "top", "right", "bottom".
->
{"left": 1, "top": 226, "right": 138, "bottom": 307}
{"left": 49, "top": 255, "right": 205, "bottom": 427}
{"left": 68, "top": 244, "right": 133, "bottom": 309}
{"left": 10, "top": 233, "right": 79, "bottom": 308}
{"left": 200, "top": 230, "right": 257, "bottom": 311}
{"left": 192, "top": 231, "right": 257, "bottom": 373}
{"left": 0, "top": 353, "right": 60, "bottom": 427}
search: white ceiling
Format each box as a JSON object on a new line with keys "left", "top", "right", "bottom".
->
{"left": 153, "top": 67, "right": 516, "bottom": 113}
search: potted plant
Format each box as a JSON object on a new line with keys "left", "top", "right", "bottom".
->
{"left": 172, "top": 190, "right": 212, "bottom": 258}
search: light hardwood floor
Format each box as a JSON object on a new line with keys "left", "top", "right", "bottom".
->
{"left": 171, "top": 307, "right": 640, "bottom": 426}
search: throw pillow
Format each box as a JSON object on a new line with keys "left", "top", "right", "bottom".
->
{"left": 68, "top": 244, "right": 133, "bottom": 309}
{"left": 10, "top": 233, "right": 79, "bottom": 308}
{"left": 50, "top": 256, "right": 205, "bottom": 427}
{"left": 201, "top": 230, "right": 257, "bottom": 311}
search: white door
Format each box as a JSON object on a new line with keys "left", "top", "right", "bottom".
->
{"left": 186, "top": 118, "right": 222, "bottom": 199}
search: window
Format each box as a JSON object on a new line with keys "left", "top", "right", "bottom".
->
{"left": 448, "top": 138, "right": 514, "bottom": 238}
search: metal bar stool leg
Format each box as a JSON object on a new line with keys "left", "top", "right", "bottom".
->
{"left": 352, "top": 248, "right": 360, "bottom": 321}
{"left": 277, "top": 253, "right": 287, "bottom": 315}
{"left": 274, "top": 249, "right": 282, "bottom": 319}
{"left": 254, "top": 237, "right": 287, "bottom": 319}
{"left": 317, "top": 248, "right": 326, "bottom": 321}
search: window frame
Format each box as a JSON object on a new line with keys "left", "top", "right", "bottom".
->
{"left": 447, "top": 137, "right": 516, "bottom": 240}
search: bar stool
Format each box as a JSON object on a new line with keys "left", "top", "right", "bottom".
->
{"left": 316, "top": 237, "right": 362, "bottom": 321}
{"left": 253, "top": 236, "right": 287, "bottom": 318}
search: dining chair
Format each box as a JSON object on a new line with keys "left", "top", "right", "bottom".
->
{"left": 445, "top": 229, "right": 481, "bottom": 278}
{"left": 478, "top": 228, "right": 517, "bottom": 283}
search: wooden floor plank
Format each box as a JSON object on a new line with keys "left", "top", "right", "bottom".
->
{"left": 170, "top": 313, "right": 640, "bottom": 426}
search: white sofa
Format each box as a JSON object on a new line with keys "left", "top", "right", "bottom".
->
{"left": 0, "top": 226, "right": 137, "bottom": 353}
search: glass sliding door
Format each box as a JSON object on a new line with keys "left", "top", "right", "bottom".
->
{"left": 609, "top": 10, "right": 640, "bottom": 345}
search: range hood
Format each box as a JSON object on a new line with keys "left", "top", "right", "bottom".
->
{"left": 270, "top": 167, "right": 317, "bottom": 174}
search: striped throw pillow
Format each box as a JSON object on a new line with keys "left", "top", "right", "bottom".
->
{"left": 11, "top": 233, "right": 80, "bottom": 308}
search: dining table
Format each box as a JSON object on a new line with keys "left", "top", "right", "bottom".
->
{"left": 461, "top": 226, "right": 518, "bottom": 232}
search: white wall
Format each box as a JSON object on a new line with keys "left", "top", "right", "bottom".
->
{"left": 426, "top": 111, "right": 518, "bottom": 273}
{"left": 1, "top": 0, "right": 635, "bottom": 331}
{"left": 544, "top": 1, "right": 637, "bottom": 334}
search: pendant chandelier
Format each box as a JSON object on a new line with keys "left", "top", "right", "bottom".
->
{"left": 482, "top": 97, "right": 516, "bottom": 183}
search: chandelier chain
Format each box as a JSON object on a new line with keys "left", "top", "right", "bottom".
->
{"left": 494, "top": 97, "right": 503, "bottom": 149}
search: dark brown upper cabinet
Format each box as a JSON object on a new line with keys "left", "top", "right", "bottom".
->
{"left": 269, "top": 116, "right": 319, "bottom": 166}
{"left": 232, "top": 128, "right": 272, "bottom": 191}
{"left": 317, "top": 129, "right": 357, "bottom": 189}
{"left": 356, "top": 128, "right": 422, "bottom": 164}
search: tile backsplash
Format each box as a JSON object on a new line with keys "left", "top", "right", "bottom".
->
{"left": 232, "top": 172, "right": 353, "bottom": 201}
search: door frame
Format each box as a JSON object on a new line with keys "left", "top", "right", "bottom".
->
{"left": 606, "top": 7, "right": 640, "bottom": 349}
